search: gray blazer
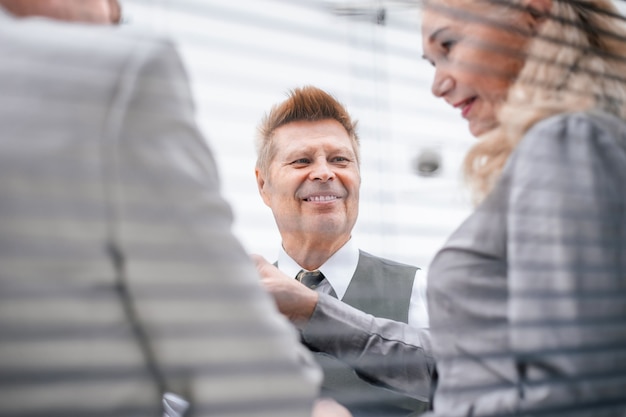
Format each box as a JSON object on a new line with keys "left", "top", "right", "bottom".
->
{"left": 0, "top": 10, "right": 319, "bottom": 417}
{"left": 427, "top": 111, "right": 626, "bottom": 417}
{"left": 296, "top": 111, "right": 626, "bottom": 417}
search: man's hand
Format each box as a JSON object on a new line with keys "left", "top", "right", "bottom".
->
{"left": 251, "top": 254, "right": 319, "bottom": 328}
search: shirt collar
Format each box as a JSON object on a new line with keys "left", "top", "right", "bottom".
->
{"left": 277, "top": 238, "right": 359, "bottom": 300}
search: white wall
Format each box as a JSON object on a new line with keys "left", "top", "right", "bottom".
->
{"left": 118, "top": 0, "right": 481, "bottom": 271}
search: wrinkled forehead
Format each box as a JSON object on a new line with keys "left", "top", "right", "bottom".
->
{"left": 272, "top": 120, "right": 356, "bottom": 151}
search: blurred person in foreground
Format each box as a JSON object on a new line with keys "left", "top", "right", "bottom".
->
{"left": 0, "top": 1, "right": 339, "bottom": 416}
{"left": 253, "top": 86, "right": 433, "bottom": 416}
{"left": 0, "top": 0, "right": 122, "bottom": 23}
{"left": 419, "top": 0, "right": 626, "bottom": 415}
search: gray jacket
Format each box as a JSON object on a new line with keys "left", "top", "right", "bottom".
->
{"left": 298, "top": 111, "right": 626, "bottom": 417}
{"left": 427, "top": 111, "right": 626, "bottom": 417}
{"left": 0, "top": 10, "right": 319, "bottom": 417}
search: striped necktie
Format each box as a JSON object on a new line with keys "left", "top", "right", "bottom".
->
{"left": 295, "top": 269, "right": 325, "bottom": 289}
{"left": 295, "top": 269, "right": 337, "bottom": 298}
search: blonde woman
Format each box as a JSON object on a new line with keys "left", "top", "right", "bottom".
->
{"left": 422, "top": 0, "right": 626, "bottom": 415}
{"left": 255, "top": 0, "right": 626, "bottom": 415}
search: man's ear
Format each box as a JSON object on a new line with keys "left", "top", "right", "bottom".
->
{"left": 255, "top": 168, "right": 271, "bottom": 207}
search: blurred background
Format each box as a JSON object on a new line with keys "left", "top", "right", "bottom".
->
{"left": 115, "top": 0, "right": 624, "bottom": 271}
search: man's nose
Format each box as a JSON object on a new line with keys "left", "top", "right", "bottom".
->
{"left": 309, "top": 160, "right": 335, "bottom": 182}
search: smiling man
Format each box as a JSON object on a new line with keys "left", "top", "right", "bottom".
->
{"left": 254, "top": 86, "right": 431, "bottom": 417}
{"left": 257, "top": 115, "right": 360, "bottom": 273}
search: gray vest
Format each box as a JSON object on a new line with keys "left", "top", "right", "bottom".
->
{"left": 315, "top": 250, "right": 429, "bottom": 417}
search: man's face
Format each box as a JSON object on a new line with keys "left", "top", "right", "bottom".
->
{"left": 1, "top": 0, "right": 121, "bottom": 24}
{"left": 256, "top": 119, "right": 361, "bottom": 243}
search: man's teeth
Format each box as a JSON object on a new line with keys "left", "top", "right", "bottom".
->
{"left": 307, "top": 196, "right": 337, "bottom": 202}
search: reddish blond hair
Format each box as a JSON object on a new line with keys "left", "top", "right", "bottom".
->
{"left": 255, "top": 86, "right": 360, "bottom": 176}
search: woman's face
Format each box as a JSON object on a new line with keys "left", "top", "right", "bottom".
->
{"left": 421, "top": 2, "right": 532, "bottom": 137}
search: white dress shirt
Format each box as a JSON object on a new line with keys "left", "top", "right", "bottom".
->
{"left": 277, "top": 238, "right": 429, "bottom": 328}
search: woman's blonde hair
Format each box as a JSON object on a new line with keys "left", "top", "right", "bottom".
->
{"left": 457, "top": 0, "right": 626, "bottom": 202}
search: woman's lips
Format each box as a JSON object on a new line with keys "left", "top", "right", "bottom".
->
{"left": 455, "top": 97, "right": 476, "bottom": 119}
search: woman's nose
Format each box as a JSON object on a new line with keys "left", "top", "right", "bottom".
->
{"left": 431, "top": 72, "right": 454, "bottom": 98}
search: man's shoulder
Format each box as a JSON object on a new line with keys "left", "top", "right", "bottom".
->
{"left": 357, "top": 249, "right": 420, "bottom": 271}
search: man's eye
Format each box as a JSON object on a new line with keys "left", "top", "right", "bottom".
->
{"left": 332, "top": 156, "right": 352, "bottom": 165}
{"left": 291, "top": 158, "right": 310, "bottom": 164}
